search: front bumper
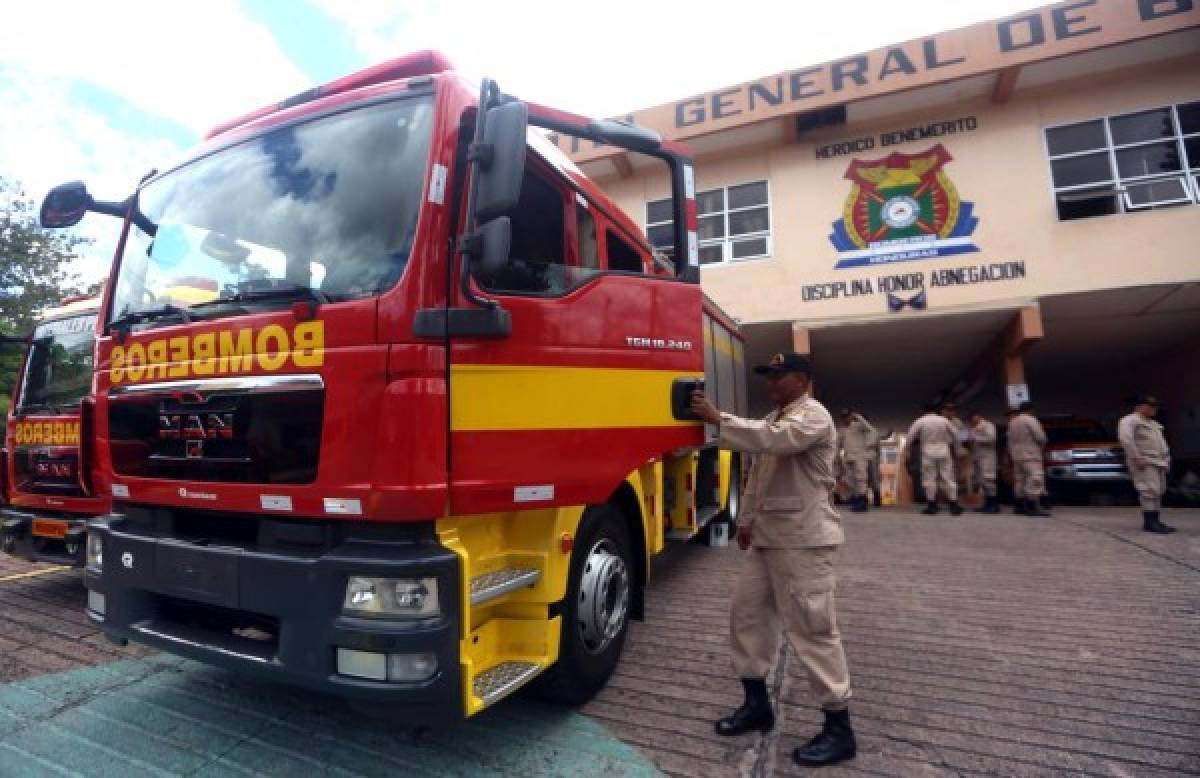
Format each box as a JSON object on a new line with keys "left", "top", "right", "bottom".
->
{"left": 1045, "top": 464, "right": 1130, "bottom": 482}
{"left": 1, "top": 508, "right": 88, "bottom": 566}
{"left": 84, "top": 512, "right": 462, "bottom": 721}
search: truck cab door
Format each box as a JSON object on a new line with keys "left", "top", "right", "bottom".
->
{"left": 446, "top": 150, "right": 704, "bottom": 516}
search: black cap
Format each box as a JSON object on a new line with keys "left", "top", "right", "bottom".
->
{"left": 1137, "top": 394, "right": 1160, "bottom": 406}
{"left": 753, "top": 352, "right": 810, "bottom": 376}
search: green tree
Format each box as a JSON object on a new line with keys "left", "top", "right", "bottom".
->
{"left": 0, "top": 176, "right": 94, "bottom": 407}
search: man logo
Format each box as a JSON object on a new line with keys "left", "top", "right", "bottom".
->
{"left": 121, "top": 551, "right": 134, "bottom": 569}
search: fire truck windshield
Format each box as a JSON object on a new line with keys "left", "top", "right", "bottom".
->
{"left": 110, "top": 96, "right": 434, "bottom": 323}
{"left": 17, "top": 313, "right": 97, "bottom": 413}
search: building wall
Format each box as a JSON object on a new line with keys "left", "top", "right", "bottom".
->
{"left": 598, "top": 53, "right": 1200, "bottom": 327}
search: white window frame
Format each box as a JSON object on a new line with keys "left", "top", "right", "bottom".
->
{"left": 1044, "top": 100, "right": 1200, "bottom": 220}
{"left": 645, "top": 179, "right": 773, "bottom": 267}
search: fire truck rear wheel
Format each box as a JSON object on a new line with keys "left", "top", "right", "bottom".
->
{"left": 720, "top": 455, "right": 741, "bottom": 525}
{"left": 535, "top": 503, "right": 633, "bottom": 705}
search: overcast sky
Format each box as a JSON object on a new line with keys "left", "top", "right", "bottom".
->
{"left": 0, "top": 0, "right": 1047, "bottom": 282}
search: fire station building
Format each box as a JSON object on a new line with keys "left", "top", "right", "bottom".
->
{"left": 560, "top": 0, "right": 1200, "bottom": 499}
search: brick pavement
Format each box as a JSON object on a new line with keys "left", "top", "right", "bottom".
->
{"left": 583, "top": 507, "right": 1200, "bottom": 777}
{"left": 1, "top": 507, "right": 1198, "bottom": 776}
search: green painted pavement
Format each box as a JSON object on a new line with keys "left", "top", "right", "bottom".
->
{"left": 0, "top": 656, "right": 663, "bottom": 777}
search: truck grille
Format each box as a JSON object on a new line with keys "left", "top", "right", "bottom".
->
{"left": 12, "top": 447, "right": 84, "bottom": 496}
{"left": 108, "top": 377, "right": 324, "bottom": 484}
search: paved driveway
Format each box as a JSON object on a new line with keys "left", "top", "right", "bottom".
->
{"left": 2, "top": 507, "right": 1197, "bottom": 776}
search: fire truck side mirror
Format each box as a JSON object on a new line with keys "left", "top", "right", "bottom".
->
{"left": 475, "top": 216, "right": 512, "bottom": 274}
{"left": 40, "top": 181, "right": 93, "bottom": 228}
{"left": 475, "top": 101, "right": 528, "bottom": 222}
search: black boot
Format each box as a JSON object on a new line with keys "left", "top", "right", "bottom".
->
{"left": 872, "top": 493, "right": 882, "bottom": 508}
{"left": 715, "top": 678, "right": 774, "bottom": 736}
{"left": 1027, "top": 498, "right": 1050, "bottom": 517}
{"left": 851, "top": 495, "right": 868, "bottom": 513}
{"left": 1144, "top": 511, "right": 1176, "bottom": 534}
{"left": 1014, "top": 499, "right": 1029, "bottom": 515}
{"left": 921, "top": 500, "right": 938, "bottom": 515}
{"left": 982, "top": 496, "right": 1000, "bottom": 514}
{"left": 793, "top": 708, "right": 857, "bottom": 767}
{"left": 948, "top": 501, "right": 963, "bottom": 516}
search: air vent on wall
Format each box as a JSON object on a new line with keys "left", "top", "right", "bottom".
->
{"left": 793, "top": 105, "right": 847, "bottom": 134}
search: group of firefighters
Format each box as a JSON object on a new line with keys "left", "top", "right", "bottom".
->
{"left": 835, "top": 397, "right": 1178, "bottom": 534}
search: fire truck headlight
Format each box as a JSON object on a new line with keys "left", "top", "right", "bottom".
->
{"left": 386, "top": 652, "right": 438, "bottom": 682}
{"left": 86, "top": 533, "right": 103, "bottom": 571}
{"left": 342, "top": 576, "right": 439, "bottom": 619}
{"left": 335, "top": 649, "right": 438, "bottom": 682}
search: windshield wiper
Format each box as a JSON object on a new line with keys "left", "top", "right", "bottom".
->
{"left": 190, "top": 282, "right": 330, "bottom": 312}
{"left": 109, "top": 304, "right": 194, "bottom": 340}
{"left": 239, "top": 283, "right": 330, "bottom": 306}
{"left": 18, "top": 402, "right": 66, "bottom": 416}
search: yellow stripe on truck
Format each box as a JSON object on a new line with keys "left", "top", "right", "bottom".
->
{"left": 450, "top": 364, "right": 699, "bottom": 431}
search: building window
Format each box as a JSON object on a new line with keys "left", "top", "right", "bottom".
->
{"left": 1046, "top": 100, "right": 1200, "bottom": 221}
{"left": 646, "top": 180, "right": 771, "bottom": 266}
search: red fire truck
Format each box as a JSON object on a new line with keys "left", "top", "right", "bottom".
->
{"left": 1, "top": 297, "right": 109, "bottom": 565}
{"left": 39, "top": 51, "right": 745, "bottom": 719}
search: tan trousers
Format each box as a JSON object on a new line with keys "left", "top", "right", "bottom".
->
{"left": 845, "top": 457, "right": 868, "bottom": 497}
{"left": 866, "top": 454, "right": 881, "bottom": 499}
{"left": 730, "top": 547, "right": 851, "bottom": 711}
{"left": 972, "top": 452, "right": 997, "bottom": 497}
{"left": 1013, "top": 458, "right": 1044, "bottom": 499}
{"left": 1131, "top": 464, "right": 1166, "bottom": 511}
{"left": 921, "top": 453, "right": 956, "bottom": 502}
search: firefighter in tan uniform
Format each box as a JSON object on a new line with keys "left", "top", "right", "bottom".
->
{"left": 690, "top": 352, "right": 856, "bottom": 768}
{"left": 839, "top": 409, "right": 876, "bottom": 513}
{"left": 906, "top": 403, "right": 963, "bottom": 515}
{"left": 865, "top": 423, "right": 883, "bottom": 507}
{"left": 968, "top": 411, "right": 999, "bottom": 514}
{"left": 1118, "top": 395, "right": 1176, "bottom": 534}
{"left": 944, "top": 404, "right": 970, "bottom": 499}
{"left": 1007, "top": 401, "right": 1050, "bottom": 517}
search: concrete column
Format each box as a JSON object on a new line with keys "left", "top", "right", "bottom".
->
{"left": 791, "top": 323, "right": 811, "bottom": 355}
{"left": 1001, "top": 305, "right": 1043, "bottom": 406}
{"left": 1004, "top": 353, "right": 1026, "bottom": 386}
{"left": 792, "top": 324, "right": 816, "bottom": 398}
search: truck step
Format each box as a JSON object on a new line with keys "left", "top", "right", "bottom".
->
{"left": 473, "top": 660, "right": 541, "bottom": 706}
{"left": 470, "top": 567, "right": 541, "bottom": 606}
{"left": 666, "top": 505, "right": 722, "bottom": 540}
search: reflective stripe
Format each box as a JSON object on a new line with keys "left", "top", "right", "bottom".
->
{"left": 451, "top": 365, "right": 697, "bottom": 431}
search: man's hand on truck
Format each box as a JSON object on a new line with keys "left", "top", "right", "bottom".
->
{"left": 690, "top": 390, "right": 722, "bottom": 425}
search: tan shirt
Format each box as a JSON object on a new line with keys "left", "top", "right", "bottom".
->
{"left": 970, "top": 419, "right": 997, "bottom": 456}
{"left": 907, "top": 413, "right": 959, "bottom": 458}
{"left": 840, "top": 416, "right": 876, "bottom": 460}
{"left": 1118, "top": 413, "right": 1170, "bottom": 469}
{"left": 1007, "top": 413, "right": 1047, "bottom": 461}
{"left": 865, "top": 425, "right": 881, "bottom": 460}
{"left": 718, "top": 395, "right": 843, "bottom": 549}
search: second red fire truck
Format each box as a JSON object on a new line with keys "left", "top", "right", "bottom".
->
{"left": 2, "top": 297, "right": 109, "bottom": 565}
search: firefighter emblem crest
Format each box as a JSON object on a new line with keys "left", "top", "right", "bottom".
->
{"left": 829, "top": 144, "right": 979, "bottom": 269}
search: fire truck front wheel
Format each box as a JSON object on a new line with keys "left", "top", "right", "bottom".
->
{"left": 535, "top": 503, "right": 633, "bottom": 705}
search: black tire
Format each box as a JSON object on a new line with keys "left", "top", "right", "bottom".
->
{"left": 534, "top": 504, "right": 633, "bottom": 705}
{"left": 719, "top": 455, "right": 741, "bottom": 525}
